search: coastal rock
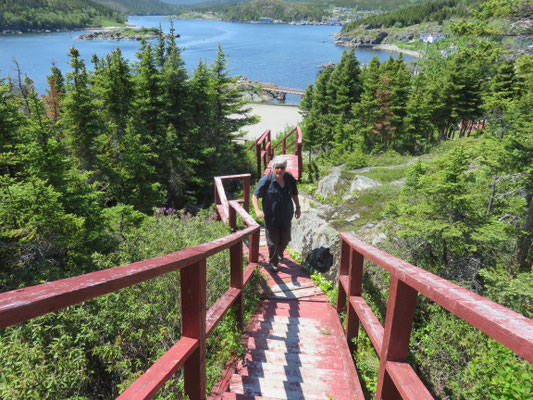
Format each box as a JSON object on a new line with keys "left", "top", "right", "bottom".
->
{"left": 76, "top": 31, "right": 159, "bottom": 41}
{"left": 237, "top": 77, "right": 287, "bottom": 103}
{"left": 349, "top": 175, "right": 381, "bottom": 192}
{"left": 316, "top": 167, "right": 345, "bottom": 198}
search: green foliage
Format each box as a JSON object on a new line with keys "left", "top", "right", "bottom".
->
{"left": 0, "top": 0, "right": 125, "bottom": 31}
{"left": 342, "top": 0, "right": 478, "bottom": 31}
{"left": 210, "top": 0, "right": 327, "bottom": 23}
{"left": 0, "top": 211, "right": 259, "bottom": 399}
{"left": 410, "top": 302, "right": 533, "bottom": 399}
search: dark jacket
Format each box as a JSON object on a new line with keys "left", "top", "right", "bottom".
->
{"left": 254, "top": 171, "right": 298, "bottom": 227}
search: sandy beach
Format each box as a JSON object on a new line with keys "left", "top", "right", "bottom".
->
{"left": 236, "top": 103, "right": 303, "bottom": 142}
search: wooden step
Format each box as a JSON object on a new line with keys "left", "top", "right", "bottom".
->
{"left": 229, "top": 374, "right": 351, "bottom": 400}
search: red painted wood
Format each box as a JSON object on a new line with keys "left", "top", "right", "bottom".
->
{"left": 206, "top": 287, "right": 241, "bottom": 336}
{"left": 181, "top": 260, "right": 207, "bottom": 400}
{"left": 230, "top": 241, "right": 244, "bottom": 330}
{"left": 243, "top": 263, "right": 257, "bottom": 286}
{"left": 350, "top": 295, "right": 384, "bottom": 355}
{"left": 376, "top": 277, "right": 418, "bottom": 399}
{"left": 336, "top": 239, "right": 350, "bottom": 314}
{"left": 340, "top": 233, "right": 533, "bottom": 363}
{"left": 212, "top": 249, "right": 364, "bottom": 400}
{"left": 346, "top": 248, "right": 364, "bottom": 353}
{"left": 117, "top": 337, "right": 198, "bottom": 400}
{"left": 387, "top": 361, "right": 434, "bottom": 400}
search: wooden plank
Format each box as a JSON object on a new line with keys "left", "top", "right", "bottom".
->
{"left": 387, "top": 361, "right": 434, "bottom": 400}
{"left": 181, "top": 260, "right": 207, "bottom": 400}
{"left": 243, "top": 263, "right": 258, "bottom": 286}
{"left": 376, "top": 277, "right": 418, "bottom": 399}
{"left": 326, "top": 305, "right": 365, "bottom": 400}
{"left": 350, "top": 296, "right": 384, "bottom": 355}
{"left": 0, "top": 226, "right": 256, "bottom": 330}
{"left": 206, "top": 287, "right": 241, "bottom": 336}
{"left": 339, "top": 232, "right": 533, "bottom": 362}
{"left": 117, "top": 337, "right": 198, "bottom": 400}
{"left": 214, "top": 177, "right": 229, "bottom": 222}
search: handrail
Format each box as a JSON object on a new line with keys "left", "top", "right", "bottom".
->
{"left": 0, "top": 175, "right": 260, "bottom": 400}
{"left": 336, "top": 232, "right": 533, "bottom": 399}
{"left": 214, "top": 174, "right": 251, "bottom": 223}
{"left": 248, "top": 126, "right": 303, "bottom": 181}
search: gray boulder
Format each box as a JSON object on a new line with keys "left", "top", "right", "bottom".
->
{"left": 316, "top": 167, "right": 344, "bottom": 198}
{"left": 349, "top": 175, "right": 382, "bottom": 192}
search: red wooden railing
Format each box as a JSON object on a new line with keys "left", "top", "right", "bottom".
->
{"left": 0, "top": 174, "right": 259, "bottom": 400}
{"left": 248, "top": 126, "right": 303, "bottom": 181}
{"left": 336, "top": 232, "right": 533, "bottom": 400}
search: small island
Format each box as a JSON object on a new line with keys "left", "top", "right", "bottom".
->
{"left": 76, "top": 27, "right": 168, "bottom": 41}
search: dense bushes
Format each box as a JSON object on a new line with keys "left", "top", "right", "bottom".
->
{"left": 0, "top": 210, "right": 260, "bottom": 399}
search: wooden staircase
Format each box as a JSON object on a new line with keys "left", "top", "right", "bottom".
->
{"left": 210, "top": 247, "right": 364, "bottom": 400}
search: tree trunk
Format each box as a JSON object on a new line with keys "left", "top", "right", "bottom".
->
{"left": 516, "top": 194, "right": 533, "bottom": 272}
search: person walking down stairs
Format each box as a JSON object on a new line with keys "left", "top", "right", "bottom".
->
{"left": 252, "top": 155, "right": 301, "bottom": 272}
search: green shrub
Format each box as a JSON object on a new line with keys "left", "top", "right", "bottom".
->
{"left": 0, "top": 210, "right": 262, "bottom": 399}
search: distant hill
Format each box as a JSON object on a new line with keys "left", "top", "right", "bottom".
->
{"left": 93, "top": 0, "right": 181, "bottom": 14}
{"left": 189, "top": 0, "right": 430, "bottom": 12}
{"left": 0, "top": 0, "right": 125, "bottom": 31}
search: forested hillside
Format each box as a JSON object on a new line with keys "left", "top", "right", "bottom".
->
{"left": 0, "top": 0, "right": 125, "bottom": 31}
{"left": 210, "top": 0, "right": 326, "bottom": 22}
{"left": 0, "top": 25, "right": 261, "bottom": 396}
{"left": 342, "top": 0, "right": 479, "bottom": 30}
{"left": 93, "top": 0, "right": 182, "bottom": 15}
{"left": 298, "top": 0, "right": 532, "bottom": 397}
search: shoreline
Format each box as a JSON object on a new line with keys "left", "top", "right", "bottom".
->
{"left": 371, "top": 44, "right": 422, "bottom": 58}
{"left": 235, "top": 103, "right": 302, "bottom": 142}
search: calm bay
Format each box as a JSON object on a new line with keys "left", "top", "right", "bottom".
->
{"left": 0, "top": 15, "right": 414, "bottom": 103}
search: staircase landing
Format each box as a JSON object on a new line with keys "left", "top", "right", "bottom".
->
{"left": 210, "top": 246, "right": 364, "bottom": 400}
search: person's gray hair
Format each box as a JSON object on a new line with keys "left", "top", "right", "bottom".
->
{"left": 271, "top": 155, "right": 288, "bottom": 169}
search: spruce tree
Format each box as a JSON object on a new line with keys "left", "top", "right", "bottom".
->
{"left": 61, "top": 46, "right": 102, "bottom": 175}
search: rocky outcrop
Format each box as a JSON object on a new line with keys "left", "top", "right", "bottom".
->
{"left": 291, "top": 202, "right": 340, "bottom": 282}
{"left": 238, "top": 78, "right": 286, "bottom": 103}
{"left": 316, "top": 167, "right": 344, "bottom": 198}
{"left": 349, "top": 175, "right": 381, "bottom": 192}
{"left": 76, "top": 30, "right": 162, "bottom": 41}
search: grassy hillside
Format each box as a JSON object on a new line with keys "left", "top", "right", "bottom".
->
{"left": 0, "top": 0, "right": 125, "bottom": 31}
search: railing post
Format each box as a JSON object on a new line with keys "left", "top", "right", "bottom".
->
{"left": 230, "top": 240, "right": 244, "bottom": 331}
{"left": 243, "top": 175, "right": 250, "bottom": 213}
{"left": 336, "top": 238, "right": 350, "bottom": 314}
{"left": 297, "top": 127, "right": 303, "bottom": 181}
{"left": 346, "top": 249, "right": 364, "bottom": 354}
{"left": 229, "top": 204, "right": 237, "bottom": 232}
{"left": 249, "top": 229, "right": 259, "bottom": 264}
{"left": 375, "top": 277, "right": 418, "bottom": 400}
{"left": 255, "top": 145, "right": 261, "bottom": 182}
{"left": 181, "top": 260, "right": 207, "bottom": 400}
{"left": 214, "top": 180, "right": 221, "bottom": 221}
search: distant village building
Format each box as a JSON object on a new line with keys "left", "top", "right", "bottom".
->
{"left": 328, "top": 17, "right": 339, "bottom": 25}
{"left": 259, "top": 17, "right": 273, "bottom": 23}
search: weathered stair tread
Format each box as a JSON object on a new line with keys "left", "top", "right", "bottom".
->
{"left": 237, "top": 360, "right": 347, "bottom": 384}
{"left": 229, "top": 375, "right": 351, "bottom": 400}
{"left": 221, "top": 394, "right": 285, "bottom": 400}
{"left": 243, "top": 349, "right": 345, "bottom": 370}
{"left": 210, "top": 247, "right": 363, "bottom": 400}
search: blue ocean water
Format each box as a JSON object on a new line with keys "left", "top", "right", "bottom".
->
{"left": 0, "top": 16, "right": 414, "bottom": 103}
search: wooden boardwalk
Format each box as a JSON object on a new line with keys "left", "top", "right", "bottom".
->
{"left": 210, "top": 239, "right": 363, "bottom": 400}
{"left": 263, "top": 154, "right": 301, "bottom": 181}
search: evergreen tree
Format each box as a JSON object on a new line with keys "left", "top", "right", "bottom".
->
{"left": 403, "top": 72, "right": 435, "bottom": 153}
{"left": 61, "top": 46, "right": 102, "bottom": 175}
{"left": 303, "top": 67, "right": 333, "bottom": 154}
